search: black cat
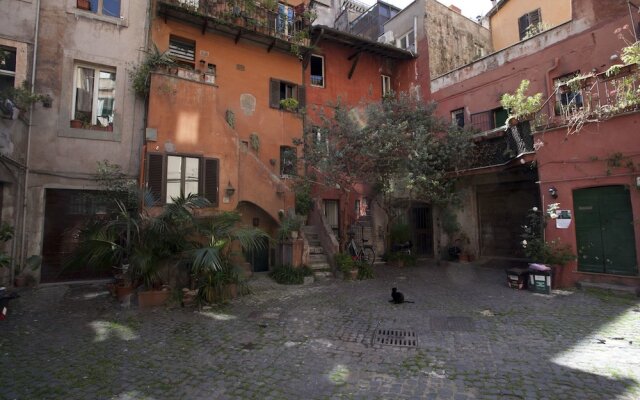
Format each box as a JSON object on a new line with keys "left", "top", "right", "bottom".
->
{"left": 390, "top": 287, "right": 414, "bottom": 304}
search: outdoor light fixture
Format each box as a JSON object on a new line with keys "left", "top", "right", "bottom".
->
{"left": 225, "top": 181, "right": 235, "bottom": 197}
{"left": 548, "top": 186, "right": 558, "bottom": 199}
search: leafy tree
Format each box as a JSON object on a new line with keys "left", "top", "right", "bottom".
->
{"left": 302, "top": 92, "right": 472, "bottom": 228}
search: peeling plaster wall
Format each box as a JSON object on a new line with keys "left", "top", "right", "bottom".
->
{"left": 425, "top": 0, "right": 492, "bottom": 79}
{"left": 25, "top": 0, "right": 149, "bottom": 274}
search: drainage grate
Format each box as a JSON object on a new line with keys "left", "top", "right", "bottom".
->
{"left": 430, "top": 316, "right": 475, "bottom": 332}
{"left": 373, "top": 328, "right": 418, "bottom": 347}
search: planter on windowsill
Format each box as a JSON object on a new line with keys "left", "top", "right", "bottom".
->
{"left": 77, "top": 0, "right": 91, "bottom": 10}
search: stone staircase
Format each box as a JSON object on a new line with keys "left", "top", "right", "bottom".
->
{"left": 302, "top": 225, "right": 333, "bottom": 280}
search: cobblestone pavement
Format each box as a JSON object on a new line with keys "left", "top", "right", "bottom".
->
{"left": 1, "top": 261, "right": 640, "bottom": 400}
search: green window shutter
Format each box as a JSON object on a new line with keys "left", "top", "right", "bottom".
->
{"left": 147, "top": 153, "right": 164, "bottom": 204}
{"left": 203, "top": 158, "right": 219, "bottom": 206}
{"left": 269, "top": 79, "right": 280, "bottom": 108}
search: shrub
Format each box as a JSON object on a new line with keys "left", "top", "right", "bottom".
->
{"left": 356, "top": 260, "right": 374, "bottom": 280}
{"left": 334, "top": 252, "right": 354, "bottom": 274}
{"left": 269, "top": 264, "right": 312, "bottom": 285}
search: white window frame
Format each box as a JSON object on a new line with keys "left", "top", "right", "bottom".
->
{"left": 310, "top": 54, "right": 325, "bottom": 88}
{"left": 397, "top": 30, "right": 415, "bottom": 52}
{"left": 381, "top": 75, "right": 391, "bottom": 97}
{"left": 78, "top": 0, "right": 123, "bottom": 18}
{"left": 71, "top": 63, "right": 117, "bottom": 127}
{"left": 166, "top": 155, "right": 201, "bottom": 203}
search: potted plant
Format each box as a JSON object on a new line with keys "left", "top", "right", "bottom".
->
{"left": 279, "top": 97, "right": 299, "bottom": 112}
{"left": 189, "top": 211, "right": 268, "bottom": 304}
{"left": 521, "top": 204, "right": 575, "bottom": 290}
{"left": 294, "top": 180, "right": 313, "bottom": 223}
{"left": 335, "top": 252, "right": 356, "bottom": 279}
{"left": 277, "top": 213, "right": 302, "bottom": 242}
{"left": 500, "top": 79, "right": 543, "bottom": 124}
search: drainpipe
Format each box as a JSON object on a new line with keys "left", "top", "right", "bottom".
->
{"left": 545, "top": 57, "right": 560, "bottom": 116}
{"left": 15, "top": 0, "right": 41, "bottom": 284}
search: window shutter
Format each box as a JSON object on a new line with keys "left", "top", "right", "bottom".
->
{"left": 147, "top": 153, "right": 164, "bottom": 204}
{"left": 530, "top": 9, "right": 541, "bottom": 27}
{"left": 297, "top": 85, "right": 306, "bottom": 109}
{"left": 518, "top": 14, "right": 529, "bottom": 39}
{"left": 203, "top": 158, "right": 219, "bottom": 206}
{"left": 269, "top": 79, "right": 280, "bottom": 108}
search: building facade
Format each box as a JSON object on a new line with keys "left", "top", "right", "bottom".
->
{"left": 431, "top": 0, "right": 639, "bottom": 287}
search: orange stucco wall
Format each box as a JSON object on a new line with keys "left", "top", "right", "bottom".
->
{"left": 147, "top": 16, "right": 303, "bottom": 222}
{"left": 490, "top": 0, "right": 572, "bottom": 51}
{"left": 305, "top": 39, "right": 413, "bottom": 241}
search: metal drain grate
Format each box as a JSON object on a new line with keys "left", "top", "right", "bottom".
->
{"left": 373, "top": 328, "right": 418, "bottom": 347}
{"left": 430, "top": 316, "right": 475, "bottom": 332}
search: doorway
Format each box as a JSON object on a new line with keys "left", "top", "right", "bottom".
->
{"left": 574, "top": 185, "right": 637, "bottom": 276}
{"left": 323, "top": 199, "right": 339, "bottom": 238}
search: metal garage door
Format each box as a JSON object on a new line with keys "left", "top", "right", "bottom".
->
{"left": 41, "top": 189, "right": 111, "bottom": 282}
{"left": 477, "top": 181, "right": 540, "bottom": 257}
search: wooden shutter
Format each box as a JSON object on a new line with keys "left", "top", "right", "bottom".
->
{"left": 530, "top": 9, "right": 541, "bottom": 28}
{"left": 297, "top": 85, "right": 306, "bottom": 109}
{"left": 269, "top": 79, "right": 280, "bottom": 108}
{"left": 203, "top": 158, "right": 219, "bottom": 206}
{"left": 518, "top": 14, "right": 529, "bottom": 39}
{"left": 147, "top": 153, "right": 164, "bottom": 204}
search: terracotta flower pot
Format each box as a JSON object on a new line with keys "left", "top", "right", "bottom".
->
{"left": 137, "top": 289, "right": 171, "bottom": 308}
{"left": 115, "top": 283, "right": 134, "bottom": 302}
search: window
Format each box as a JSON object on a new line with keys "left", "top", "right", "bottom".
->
{"left": 554, "top": 73, "right": 584, "bottom": 115}
{"left": 470, "top": 108, "right": 508, "bottom": 131}
{"left": 398, "top": 30, "right": 415, "bottom": 52}
{"left": 280, "top": 146, "right": 297, "bottom": 176}
{"left": 146, "top": 154, "right": 219, "bottom": 205}
{"left": 518, "top": 9, "right": 541, "bottom": 40}
{"left": 77, "top": 0, "right": 121, "bottom": 18}
{"left": 0, "top": 47, "right": 16, "bottom": 92}
{"left": 310, "top": 55, "right": 324, "bottom": 87}
{"left": 381, "top": 75, "right": 391, "bottom": 97}
{"left": 72, "top": 64, "right": 116, "bottom": 128}
{"left": 276, "top": 3, "right": 295, "bottom": 37}
{"left": 451, "top": 108, "right": 464, "bottom": 128}
{"left": 269, "top": 78, "right": 305, "bottom": 110}
{"left": 169, "top": 36, "right": 196, "bottom": 69}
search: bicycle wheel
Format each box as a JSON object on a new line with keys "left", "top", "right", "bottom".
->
{"left": 362, "top": 247, "right": 375, "bottom": 266}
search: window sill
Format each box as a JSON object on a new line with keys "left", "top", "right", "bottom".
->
{"left": 68, "top": 8, "right": 129, "bottom": 27}
{"left": 60, "top": 125, "right": 121, "bottom": 142}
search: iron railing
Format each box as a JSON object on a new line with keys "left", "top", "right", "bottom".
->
{"left": 159, "top": 0, "right": 312, "bottom": 46}
{"left": 462, "top": 121, "right": 534, "bottom": 169}
{"left": 533, "top": 64, "right": 640, "bottom": 134}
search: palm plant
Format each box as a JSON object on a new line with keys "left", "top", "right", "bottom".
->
{"left": 189, "top": 211, "right": 269, "bottom": 302}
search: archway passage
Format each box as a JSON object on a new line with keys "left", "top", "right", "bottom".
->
{"left": 236, "top": 201, "right": 278, "bottom": 272}
{"left": 574, "top": 185, "right": 637, "bottom": 276}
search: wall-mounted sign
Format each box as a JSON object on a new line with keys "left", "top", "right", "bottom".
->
{"left": 556, "top": 210, "right": 572, "bottom": 229}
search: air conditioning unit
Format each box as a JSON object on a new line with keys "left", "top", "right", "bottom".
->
{"left": 377, "top": 31, "right": 395, "bottom": 44}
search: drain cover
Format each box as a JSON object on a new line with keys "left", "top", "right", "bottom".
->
{"left": 373, "top": 328, "right": 418, "bottom": 347}
{"left": 430, "top": 316, "right": 475, "bottom": 332}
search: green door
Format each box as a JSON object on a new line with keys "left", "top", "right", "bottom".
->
{"left": 574, "top": 186, "right": 637, "bottom": 275}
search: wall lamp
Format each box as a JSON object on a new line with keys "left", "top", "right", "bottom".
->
{"left": 225, "top": 181, "right": 236, "bottom": 197}
{"left": 548, "top": 186, "right": 558, "bottom": 199}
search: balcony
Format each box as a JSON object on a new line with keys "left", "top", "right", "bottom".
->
{"left": 461, "top": 121, "right": 534, "bottom": 170}
{"left": 158, "top": 0, "right": 312, "bottom": 54}
{"left": 533, "top": 64, "right": 640, "bottom": 135}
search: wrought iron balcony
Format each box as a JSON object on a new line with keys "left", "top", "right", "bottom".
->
{"left": 158, "top": 0, "right": 312, "bottom": 52}
{"left": 532, "top": 64, "right": 640, "bottom": 134}
{"left": 461, "top": 121, "right": 534, "bottom": 170}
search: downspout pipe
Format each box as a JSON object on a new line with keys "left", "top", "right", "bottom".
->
{"left": 16, "top": 0, "right": 41, "bottom": 284}
{"left": 545, "top": 57, "right": 560, "bottom": 116}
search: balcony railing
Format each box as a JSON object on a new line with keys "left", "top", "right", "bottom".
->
{"left": 533, "top": 64, "right": 640, "bottom": 134}
{"left": 159, "top": 0, "right": 311, "bottom": 48}
{"left": 461, "top": 121, "right": 534, "bottom": 170}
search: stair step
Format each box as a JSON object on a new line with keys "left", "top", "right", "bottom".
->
{"left": 577, "top": 281, "right": 640, "bottom": 296}
{"left": 309, "top": 246, "right": 324, "bottom": 254}
{"left": 309, "top": 262, "right": 330, "bottom": 270}
{"left": 313, "top": 271, "right": 333, "bottom": 280}
{"left": 309, "top": 254, "right": 328, "bottom": 263}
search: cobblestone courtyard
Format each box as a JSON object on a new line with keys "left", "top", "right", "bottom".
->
{"left": 1, "top": 261, "right": 639, "bottom": 400}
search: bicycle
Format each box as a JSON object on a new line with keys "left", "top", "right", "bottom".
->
{"left": 347, "top": 232, "right": 376, "bottom": 266}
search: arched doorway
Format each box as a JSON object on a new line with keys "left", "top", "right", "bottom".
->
{"left": 236, "top": 201, "right": 278, "bottom": 272}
